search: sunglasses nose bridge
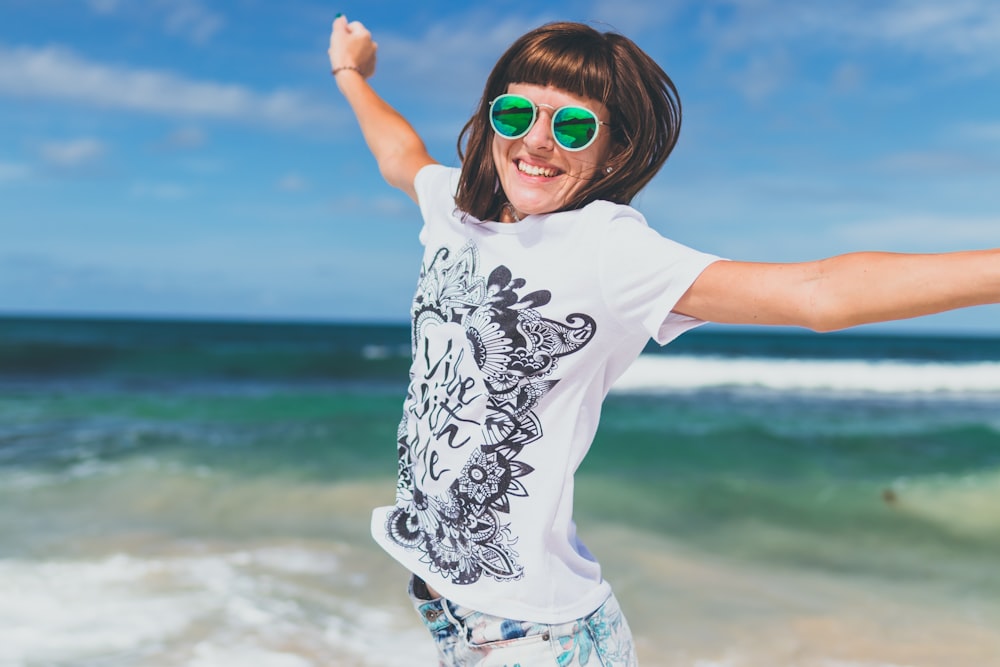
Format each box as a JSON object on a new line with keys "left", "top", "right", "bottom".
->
{"left": 521, "top": 106, "right": 557, "bottom": 149}
{"left": 533, "top": 103, "right": 560, "bottom": 129}
{"left": 529, "top": 103, "right": 568, "bottom": 150}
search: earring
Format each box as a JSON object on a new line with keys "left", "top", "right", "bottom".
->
{"left": 605, "top": 166, "right": 613, "bottom": 174}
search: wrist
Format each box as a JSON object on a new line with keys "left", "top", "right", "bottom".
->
{"left": 332, "top": 65, "right": 366, "bottom": 78}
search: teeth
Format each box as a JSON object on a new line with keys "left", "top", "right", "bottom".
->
{"left": 517, "top": 161, "right": 557, "bottom": 177}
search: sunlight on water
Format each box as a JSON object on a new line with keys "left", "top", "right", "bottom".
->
{"left": 888, "top": 468, "right": 1000, "bottom": 535}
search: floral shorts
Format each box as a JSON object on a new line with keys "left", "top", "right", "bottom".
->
{"left": 408, "top": 576, "right": 638, "bottom": 667}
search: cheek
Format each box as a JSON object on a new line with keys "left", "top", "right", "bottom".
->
{"left": 490, "top": 137, "right": 509, "bottom": 176}
{"left": 566, "top": 153, "right": 604, "bottom": 181}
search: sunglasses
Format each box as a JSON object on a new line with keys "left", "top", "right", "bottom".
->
{"left": 488, "top": 93, "right": 609, "bottom": 152}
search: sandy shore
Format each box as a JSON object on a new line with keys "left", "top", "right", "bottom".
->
{"left": 314, "top": 482, "right": 1000, "bottom": 666}
{"left": 588, "top": 524, "right": 1000, "bottom": 667}
{"left": 7, "top": 476, "right": 997, "bottom": 667}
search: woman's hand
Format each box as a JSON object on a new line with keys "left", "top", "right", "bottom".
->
{"left": 328, "top": 14, "right": 377, "bottom": 79}
{"left": 326, "top": 14, "right": 435, "bottom": 202}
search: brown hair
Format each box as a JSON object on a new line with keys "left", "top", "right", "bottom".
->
{"left": 455, "top": 22, "right": 682, "bottom": 221}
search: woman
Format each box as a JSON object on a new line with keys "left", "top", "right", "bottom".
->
{"left": 328, "top": 15, "right": 999, "bottom": 667}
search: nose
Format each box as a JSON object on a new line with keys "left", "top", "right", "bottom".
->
{"left": 522, "top": 106, "right": 555, "bottom": 151}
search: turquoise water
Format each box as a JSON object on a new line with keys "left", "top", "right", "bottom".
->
{"left": 2, "top": 316, "right": 999, "bottom": 666}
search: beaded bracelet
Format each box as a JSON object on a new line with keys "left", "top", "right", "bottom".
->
{"left": 331, "top": 65, "right": 364, "bottom": 77}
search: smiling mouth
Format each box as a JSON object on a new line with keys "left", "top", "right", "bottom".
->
{"left": 516, "top": 159, "right": 560, "bottom": 178}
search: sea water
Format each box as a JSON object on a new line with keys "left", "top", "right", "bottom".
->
{"left": 1, "top": 316, "right": 998, "bottom": 666}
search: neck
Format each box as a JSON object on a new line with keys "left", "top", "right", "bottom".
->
{"left": 501, "top": 202, "right": 522, "bottom": 223}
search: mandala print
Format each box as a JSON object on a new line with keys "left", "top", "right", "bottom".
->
{"left": 386, "top": 241, "right": 596, "bottom": 585}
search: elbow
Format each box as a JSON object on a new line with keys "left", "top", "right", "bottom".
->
{"left": 376, "top": 143, "right": 430, "bottom": 194}
{"left": 800, "top": 299, "right": 865, "bottom": 334}
{"left": 375, "top": 148, "right": 405, "bottom": 187}
{"left": 797, "top": 310, "right": 839, "bottom": 333}
{"left": 795, "top": 259, "right": 858, "bottom": 333}
{"left": 806, "top": 318, "right": 849, "bottom": 334}
{"left": 376, "top": 159, "right": 400, "bottom": 188}
{"left": 797, "top": 286, "right": 855, "bottom": 333}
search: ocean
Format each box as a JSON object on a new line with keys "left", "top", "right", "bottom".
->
{"left": 1, "top": 315, "right": 999, "bottom": 667}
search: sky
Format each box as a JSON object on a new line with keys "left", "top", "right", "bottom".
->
{"left": 1, "top": 0, "right": 999, "bottom": 334}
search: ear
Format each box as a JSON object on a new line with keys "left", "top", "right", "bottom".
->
{"left": 603, "top": 143, "right": 627, "bottom": 174}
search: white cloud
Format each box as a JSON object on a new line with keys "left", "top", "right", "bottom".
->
{"left": 84, "top": 0, "right": 224, "bottom": 44}
{"left": 729, "top": 50, "right": 793, "bottom": 103}
{"left": 38, "top": 137, "right": 106, "bottom": 167}
{"left": 831, "top": 62, "right": 865, "bottom": 93}
{"left": 584, "top": 0, "right": 685, "bottom": 35}
{"left": 954, "top": 121, "right": 1000, "bottom": 143}
{"left": 0, "top": 161, "right": 32, "bottom": 183}
{"left": 0, "top": 44, "right": 341, "bottom": 128}
{"left": 130, "top": 182, "right": 191, "bottom": 200}
{"left": 874, "top": 2, "right": 1000, "bottom": 59}
{"left": 86, "top": 0, "right": 120, "bottom": 15}
{"left": 379, "top": 12, "right": 549, "bottom": 103}
{"left": 874, "top": 150, "right": 1000, "bottom": 175}
{"left": 834, "top": 215, "right": 1000, "bottom": 251}
{"left": 277, "top": 173, "right": 308, "bottom": 192}
{"left": 161, "top": 126, "right": 207, "bottom": 150}
{"left": 700, "top": 0, "right": 1000, "bottom": 70}
{"left": 160, "top": 0, "right": 224, "bottom": 44}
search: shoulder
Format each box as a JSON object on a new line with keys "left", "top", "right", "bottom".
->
{"left": 415, "top": 164, "right": 461, "bottom": 202}
{"left": 561, "top": 200, "right": 655, "bottom": 245}
{"left": 414, "top": 165, "right": 464, "bottom": 232}
{"left": 572, "top": 199, "right": 650, "bottom": 229}
{"left": 584, "top": 200, "right": 720, "bottom": 267}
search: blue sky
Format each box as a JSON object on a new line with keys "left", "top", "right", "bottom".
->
{"left": 1, "top": 0, "right": 999, "bottom": 334}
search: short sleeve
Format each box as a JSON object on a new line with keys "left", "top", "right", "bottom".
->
{"left": 599, "top": 209, "right": 723, "bottom": 345}
{"left": 414, "top": 164, "right": 461, "bottom": 246}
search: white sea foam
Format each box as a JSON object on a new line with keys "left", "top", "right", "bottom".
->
{"left": 324, "top": 602, "right": 438, "bottom": 667}
{"left": 188, "top": 644, "right": 315, "bottom": 667}
{"left": 0, "top": 554, "right": 213, "bottom": 664}
{"left": 236, "top": 546, "right": 341, "bottom": 575}
{"left": 612, "top": 355, "right": 1000, "bottom": 395}
{"left": 0, "top": 548, "right": 435, "bottom": 666}
{"left": 361, "top": 344, "right": 391, "bottom": 360}
{"left": 361, "top": 344, "right": 410, "bottom": 360}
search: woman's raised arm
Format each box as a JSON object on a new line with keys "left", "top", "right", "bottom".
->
{"left": 328, "top": 15, "right": 436, "bottom": 203}
{"left": 675, "top": 249, "right": 1000, "bottom": 332}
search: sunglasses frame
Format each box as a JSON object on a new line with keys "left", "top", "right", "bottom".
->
{"left": 488, "top": 93, "right": 609, "bottom": 152}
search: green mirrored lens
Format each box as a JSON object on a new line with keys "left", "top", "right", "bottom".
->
{"left": 491, "top": 95, "right": 534, "bottom": 138}
{"left": 553, "top": 107, "right": 598, "bottom": 150}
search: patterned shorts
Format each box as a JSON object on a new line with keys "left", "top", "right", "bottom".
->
{"left": 408, "top": 577, "right": 639, "bottom": 667}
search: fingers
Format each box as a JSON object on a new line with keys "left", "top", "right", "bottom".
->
{"left": 332, "top": 14, "right": 367, "bottom": 33}
{"left": 348, "top": 20, "right": 370, "bottom": 39}
{"left": 329, "top": 14, "right": 376, "bottom": 77}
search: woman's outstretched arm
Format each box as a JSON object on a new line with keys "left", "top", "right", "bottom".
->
{"left": 328, "top": 15, "right": 436, "bottom": 202}
{"left": 675, "top": 249, "right": 1000, "bottom": 332}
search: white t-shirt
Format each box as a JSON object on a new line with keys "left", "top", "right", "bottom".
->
{"left": 371, "top": 164, "right": 722, "bottom": 623}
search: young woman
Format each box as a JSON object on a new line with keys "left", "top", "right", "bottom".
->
{"left": 328, "top": 15, "right": 999, "bottom": 667}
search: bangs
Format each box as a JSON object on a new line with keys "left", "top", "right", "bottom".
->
{"left": 498, "top": 28, "right": 614, "bottom": 105}
{"left": 457, "top": 21, "right": 681, "bottom": 222}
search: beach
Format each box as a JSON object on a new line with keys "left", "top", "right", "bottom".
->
{"left": 2, "top": 316, "right": 999, "bottom": 666}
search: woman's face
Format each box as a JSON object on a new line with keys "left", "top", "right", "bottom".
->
{"left": 491, "top": 83, "right": 613, "bottom": 221}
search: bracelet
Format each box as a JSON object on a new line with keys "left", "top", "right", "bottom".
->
{"left": 331, "top": 65, "right": 365, "bottom": 77}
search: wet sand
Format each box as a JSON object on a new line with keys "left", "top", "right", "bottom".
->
{"left": 6, "top": 476, "right": 998, "bottom": 667}
{"left": 590, "top": 524, "right": 1000, "bottom": 667}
